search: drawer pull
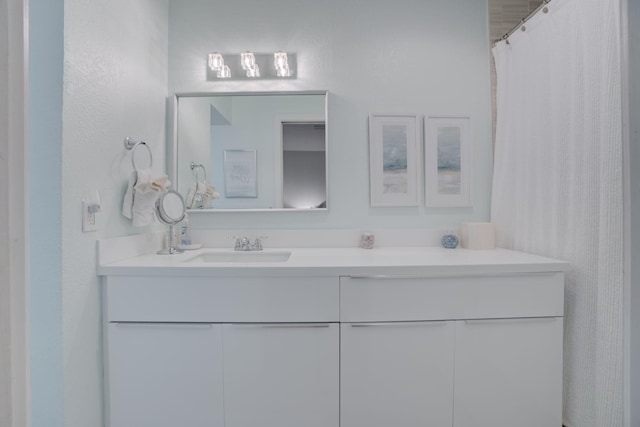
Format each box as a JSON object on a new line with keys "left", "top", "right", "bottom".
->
{"left": 229, "top": 323, "right": 332, "bottom": 329}
{"left": 345, "top": 272, "right": 558, "bottom": 280}
{"left": 351, "top": 321, "right": 447, "bottom": 328}
{"left": 112, "top": 322, "right": 213, "bottom": 329}
{"left": 463, "top": 317, "right": 560, "bottom": 325}
{"left": 346, "top": 275, "right": 429, "bottom": 280}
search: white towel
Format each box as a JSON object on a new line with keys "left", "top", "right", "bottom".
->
{"left": 122, "top": 168, "right": 153, "bottom": 222}
{"left": 121, "top": 171, "right": 137, "bottom": 219}
{"left": 131, "top": 182, "right": 158, "bottom": 227}
{"left": 185, "top": 183, "right": 197, "bottom": 209}
{"left": 131, "top": 174, "right": 171, "bottom": 227}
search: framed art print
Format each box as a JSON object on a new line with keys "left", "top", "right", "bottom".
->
{"left": 425, "top": 116, "right": 471, "bottom": 207}
{"left": 223, "top": 150, "right": 257, "bottom": 198}
{"left": 368, "top": 113, "right": 420, "bottom": 207}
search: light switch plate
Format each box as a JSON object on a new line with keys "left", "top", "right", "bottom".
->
{"left": 82, "top": 201, "right": 97, "bottom": 232}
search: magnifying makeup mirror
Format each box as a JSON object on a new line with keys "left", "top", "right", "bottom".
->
{"left": 155, "top": 190, "right": 186, "bottom": 255}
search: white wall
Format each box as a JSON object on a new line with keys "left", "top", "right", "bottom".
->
{"left": 61, "top": 1, "right": 168, "bottom": 426}
{"left": 168, "top": 0, "right": 493, "bottom": 231}
{"left": 627, "top": 0, "right": 640, "bottom": 424}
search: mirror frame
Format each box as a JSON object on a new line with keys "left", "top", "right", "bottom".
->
{"left": 169, "top": 91, "right": 329, "bottom": 213}
{"left": 155, "top": 189, "right": 186, "bottom": 225}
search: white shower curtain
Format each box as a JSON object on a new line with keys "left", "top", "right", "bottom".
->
{"left": 491, "top": 0, "right": 623, "bottom": 426}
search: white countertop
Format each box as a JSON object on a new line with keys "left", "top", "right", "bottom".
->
{"left": 98, "top": 246, "right": 570, "bottom": 278}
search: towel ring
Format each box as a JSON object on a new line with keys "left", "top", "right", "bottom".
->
{"left": 124, "top": 137, "right": 153, "bottom": 170}
{"left": 190, "top": 162, "right": 207, "bottom": 182}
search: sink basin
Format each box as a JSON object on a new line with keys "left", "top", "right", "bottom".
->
{"left": 186, "top": 250, "right": 292, "bottom": 263}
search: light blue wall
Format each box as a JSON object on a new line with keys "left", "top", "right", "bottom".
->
{"left": 29, "top": 0, "right": 64, "bottom": 426}
{"left": 169, "top": 0, "right": 493, "bottom": 231}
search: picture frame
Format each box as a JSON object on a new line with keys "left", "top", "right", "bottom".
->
{"left": 425, "top": 116, "right": 471, "bottom": 207}
{"left": 223, "top": 150, "right": 258, "bottom": 198}
{"left": 368, "top": 113, "right": 420, "bottom": 207}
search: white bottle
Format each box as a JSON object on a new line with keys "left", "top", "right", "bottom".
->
{"left": 180, "top": 215, "right": 191, "bottom": 246}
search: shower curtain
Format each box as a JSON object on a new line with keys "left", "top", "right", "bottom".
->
{"left": 491, "top": 0, "right": 623, "bottom": 426}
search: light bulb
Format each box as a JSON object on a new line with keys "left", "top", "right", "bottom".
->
{"left": 217, "top": 65, "right": 231, "bottom": 78}
{"left": 241, "top": 51, "right": 256, "bottom": 70}
{"left": 246, "top": 64, "right": 260, "bottom": 78}
{"left": 276, "top": 64, "right": 290, "bottom": 77}
{"left": 208, "top": 53, "right": 224, "bottom": 71}
{"left": 274, "top": 51, "right": 288, "bottom": 70}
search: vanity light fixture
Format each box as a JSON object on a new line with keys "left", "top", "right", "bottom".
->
{"left": 206, "top": 51, "right": 296, "bottom": 81}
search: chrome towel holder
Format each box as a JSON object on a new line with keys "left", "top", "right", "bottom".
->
{"left": 124, "top": 137, "right": 153, "bottom": 170}
{"left": 190, "top": 162, "right": 206, "bottom": 182}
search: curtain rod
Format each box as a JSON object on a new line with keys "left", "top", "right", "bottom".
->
{"left": 494, "top": 0, "right": 552, "bottom": 45}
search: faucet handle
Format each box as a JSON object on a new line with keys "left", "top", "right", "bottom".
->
{"left": 231, "top": 235, "right": 243, "bottom": 250}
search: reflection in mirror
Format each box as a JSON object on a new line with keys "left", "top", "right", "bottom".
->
{"left": 174, "top": 91, "right": 328, "bottom": 211}
{"left": 282, "top": 122, "right": 326, "bottom": 208}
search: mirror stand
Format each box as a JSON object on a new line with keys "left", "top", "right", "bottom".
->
{"left": 155, "top": 190, "right": 187, "bottom": 255}
{"left": 158, "top": 224, "right": 183, "bottom": 255}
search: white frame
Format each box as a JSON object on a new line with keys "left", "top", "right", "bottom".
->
{"left": 425, "top": 116, "right": 471, "bottom": 207}
{"left": 368, "top": 113, "right": 420, "bottom": 207}
{"left": 223, "top": 150, "right": 258, "bottom": 198}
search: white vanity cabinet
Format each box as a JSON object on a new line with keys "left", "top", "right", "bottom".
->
{"left": 106, "top": 322, "right": 225, "bottom": 427}
{"left": 102, "top": 276, "right": 340, "bottom": 427}
{"left": 100, "top": 247, "right": 567, "bottom": 427}
{"left": 453, "top": 317, "right": 563, "bottom": 427}
{"left": 223, "top": 323, "right": 339, "bottom": 427}
{"left": 339, "top": 273, "right": 565, "bottom": 427}
{"left": 340, "top": 321, "right": 456, "bottom": 427}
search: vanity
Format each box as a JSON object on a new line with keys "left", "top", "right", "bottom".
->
{"left": 99, "top": 245, "right": 568, "bottom": 427}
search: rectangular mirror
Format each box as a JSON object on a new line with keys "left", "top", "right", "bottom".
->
{"left": 171, "top": 91, "right": 328, "bottom": 211}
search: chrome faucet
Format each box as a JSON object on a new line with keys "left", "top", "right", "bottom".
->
{"left": 233, "top": 236, "right": 263, "bottom": 251}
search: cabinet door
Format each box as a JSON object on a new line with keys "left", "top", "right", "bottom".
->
{"left": 453, "top": 317, "right": 563, "bottom": 427}
{"left": 341, "top": 321, "right": 456, "bottom": 427}
{"left": 223, "top": 323, "right": 339, "bottom": 427}
{"left": 106, "top": 323, "right": 224, "bottom": 427}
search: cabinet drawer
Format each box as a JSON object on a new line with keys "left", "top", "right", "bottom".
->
{"left": 340, "top": 273, "right": 564, "bottom": 322}
{"left": 103, "top": 276, "right": 339, "bottom": 322}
